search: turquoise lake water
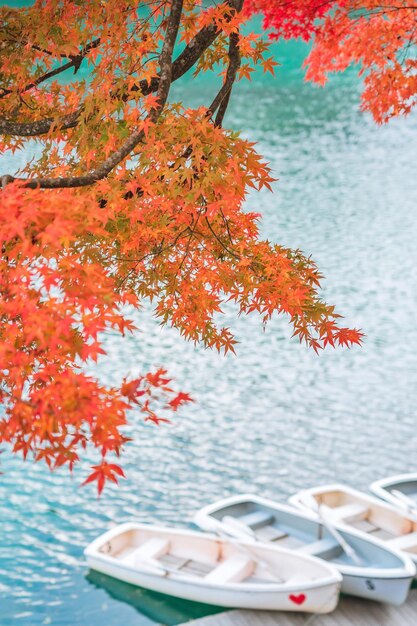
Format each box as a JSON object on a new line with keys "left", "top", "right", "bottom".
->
{"left": 2, "top": 34, "right": 417, "bottom": 626}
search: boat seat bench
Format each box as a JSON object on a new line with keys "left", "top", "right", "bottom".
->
{"left": 254, "top": 525, "right": 288, "bottom": 542}
{"left": 130, "top": 537, "right": 170, "bottom": 565}
{"left": 297, "top": 537, "right": 340, "bottom": 559}
{"left": 239, "top": 511, "right": 275, "bottom": 530}
{"left": 205, "top": 554, "right": 255, "bottom": 584}
{"left": 329, "top": 503, "right": 369, "bottom": 523}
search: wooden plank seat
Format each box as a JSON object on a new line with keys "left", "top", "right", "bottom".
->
{"left": 324, "top": 503, "right": 385, "bottom": 536}
{"left": 124, "top": 539, "right": 217, "bottom": 579}
{"left": 329, "top": 502, "right": 369, "bottom": 524}
{"left": 205, "top": 554, "right": 255, "bottom": 584}
{"left": 122, "top": 537, "right": 170, "bottom": 567}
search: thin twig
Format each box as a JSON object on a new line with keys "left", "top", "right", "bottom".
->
{"left": 2, "top": 0, "right": 184, "bottom": 189}
{"left": 0, "top": 2, "right": 241, "bottom": 137}
{"left": 0, "top": 39, "right": 101, "bottom": 100}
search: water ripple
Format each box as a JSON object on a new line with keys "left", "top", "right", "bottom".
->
{"left": 2, "top": 73, "right": 417, "bottom": 625}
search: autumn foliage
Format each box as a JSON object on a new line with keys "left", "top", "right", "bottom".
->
{"left": 246, "top": 0, "right": 417, "bottom": 123}
{"left": 0, "top": 0, "right": 367, "bottom": 491}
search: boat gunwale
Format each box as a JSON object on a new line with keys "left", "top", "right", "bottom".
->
{"left": 289, "top": 483, "right": 417, "bottom": 520}
{"left": 370, "top": 474, "right": 417, "bottom": 513}
{"left": 194, "top": 494, "right": 416, "bottom": 580}
{"left": 289, "top": 484, "right": 417, "bottom": 576}
{"left": 84, "top": 522, "right": 342, "bottom": 592}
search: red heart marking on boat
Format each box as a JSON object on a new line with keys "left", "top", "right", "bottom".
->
{"left": 289, "top": 593, "right": 306, "bottom": 605}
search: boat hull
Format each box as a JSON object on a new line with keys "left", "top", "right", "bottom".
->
{"left": 85, "top": 551, "right": 339, "bottom": 612}
{"left": 340, "top": 572, "right": 411, "bottom": 605}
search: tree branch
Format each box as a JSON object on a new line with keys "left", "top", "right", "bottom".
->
{"left": 2, "top": 0, "right": 184, "bottom": 190}
{"left": 126, "top": 21, "right": 220, "bottom": 101}
{"left": 0, "top": 1, "right": 241, "bottom": 138}
{"left": 0, "top": 39, "right": 101, "bottom": 100}
{"left": 208, "top": 26, "right": 241, "bottom": 128}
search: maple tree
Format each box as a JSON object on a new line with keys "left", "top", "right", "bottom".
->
{"left": 0, "top": 0, "right": 363, "bottom": 492}
{"left": 246, "top": 0, "right": 417, "bottom": 123}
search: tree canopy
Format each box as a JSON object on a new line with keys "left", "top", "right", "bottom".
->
{"left": 4, "top": 0, "right": 412, "bottom": 491}
{"left": 247, "top": 0, "right": 417, "bottom": 123}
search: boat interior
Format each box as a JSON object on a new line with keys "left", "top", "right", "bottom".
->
{"left": 312, "top": 490, "right": 417, "bottom": 556}
{"left": 206, "top": 500, "right": 406, "bottom": 569}
{"left": 97, "top": 526, "right": 326, "bottom": 585}
{"left": 386, "top": 481, "right": 417, "bottom": 504}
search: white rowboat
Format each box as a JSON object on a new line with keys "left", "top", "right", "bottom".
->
{"left": 289, "top": 484, "right": 417, "bottom": 579}
{"left": 85, "top": 522, "right": 342, "bottom": 613}
{"left": 370, "top": 474, "right": 417, "bottom": 515}
{"left": 195, "top": 494, "right": 415, "bottom": 605}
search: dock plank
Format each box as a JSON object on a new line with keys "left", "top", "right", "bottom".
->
{"left": 186, "top": 590, "right": 417, "bottom": 625}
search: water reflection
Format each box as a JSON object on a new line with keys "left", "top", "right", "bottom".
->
{"left": 85, "top": 570, "right": 226, "bottom": 625}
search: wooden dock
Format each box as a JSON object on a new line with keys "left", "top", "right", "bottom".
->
{"left": 187, "top": 590, "right": 417, "bottom": 625}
